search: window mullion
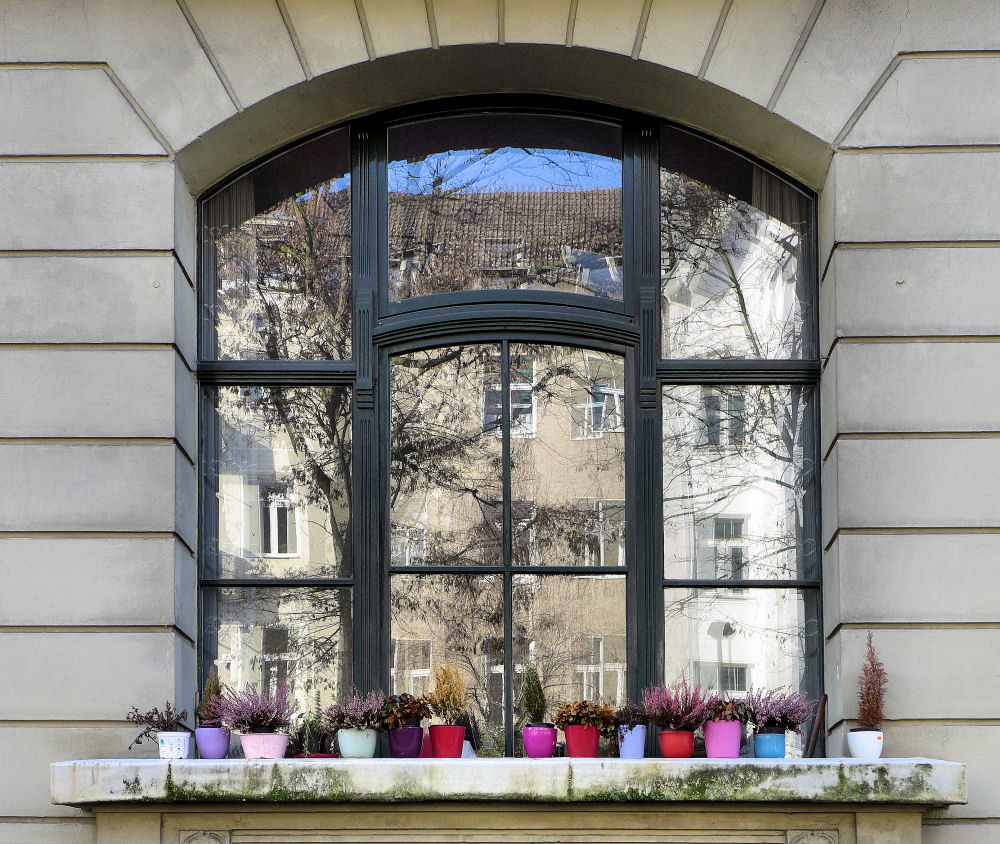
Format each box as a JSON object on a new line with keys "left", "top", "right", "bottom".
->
{"left": 500, "top": 340, "right": 514, "bottom": 756}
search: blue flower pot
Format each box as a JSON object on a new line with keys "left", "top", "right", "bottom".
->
{"left": 753, "top": 731, "right": 786, "bottom": 758}
{"left": 618, "top": 724, "right": 646, "bottom": 759}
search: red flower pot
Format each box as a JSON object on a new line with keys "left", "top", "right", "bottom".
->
{"left": 563, "top": 724, "right": 601, "bottom": 757}
{"left": 428, "top": 724, "right": 466, "bottom": 758}
{"left": 658, "top": 729, "right": 694, "bottom": 758}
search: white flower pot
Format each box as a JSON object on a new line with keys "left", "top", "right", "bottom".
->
{"left": 157, "top": 731, "right": 190, "bottom": 759}
{"left": 847, "top": 729, "right": 883, "bottom": 759}
{"left": 338, "top": 727, "right": 377, "bottom": 758}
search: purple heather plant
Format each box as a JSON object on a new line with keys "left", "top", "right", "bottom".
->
{"left": 125, "top": 701, "right": 189, "bottom": 750}
{"left": 743, "top": 686, "right": 814, "bottom": 735}
{"left": 325, "top": 688, "right": 386, "bottom": 731}
{"left": 642, "top": 678, "right": 711, "bottom": 731}
{"left": 207, "top": 682, "right": 297, "bottom": 733}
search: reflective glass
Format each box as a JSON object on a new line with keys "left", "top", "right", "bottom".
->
{"left": 660, "top": 126, "right": 812, "bottom": 359}
{"left": 203, "top": 586, "right": 353, "bottom": 712}
{"left": 513, "top": 574, "right": 627, "bottom": 733}
{"left": 662, "top": 385, "right": 816, "bottom": 581}
{"left": 204, "top": 129, "right": 351, "bottom": 360}
{"left": 390, "top": 346, "right": 503, "bottom": 566}
{"left": 388, "top": 114, "right": 623, "bottom": 300}
{"left": 207, "top": 386, "right": 352, "bottom": 578}
{"left": 663, "top": 587, "right": 821, "bottom": 757}
{"left": 391, "top": 574, "right": 504, "bottom": 755}
{"left": 509, "top": 345, "right": 626, "bottom": 566}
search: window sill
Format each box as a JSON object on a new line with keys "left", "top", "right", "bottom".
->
{"left": 51, "top": 757, "right": 966, "bottom": 807}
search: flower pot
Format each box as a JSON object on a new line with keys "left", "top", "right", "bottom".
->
{"left": 848, "top": 728, "right": 884, "bottom": 760}
{"left": 157, "top": 731, "right": 190, "bottom": 760}
{"left": 753, "top": 730, "right": 786, "bottom": 758}
{"left": 658, "top": 728, "right": 694, "bottom": 758}
{"left": 704, "top": 720, "right": 742, "bottom": 758}
{"left": 194, "top": 726, "right": 230, "bottom": 759}
{"left": 617, "top": 724, "right": 646, "bottom": 759}
{"left": 388, "top": 725, "right": 424, "bottom": 758}
{"left": 240, "top": 732, "right": 289, "bottom": 760}
{"left": 429, "top": 724, "right": 466, "bottom": 758}
{"left": 338, "top": 727, "right": 378, "bottom": 758}
{"left": 563, "top": 724, "right": 600, "bottom": 758}
{"left": 522, "top": 725, "right": 558, "bottom": 758}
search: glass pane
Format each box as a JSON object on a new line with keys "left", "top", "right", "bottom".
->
{"left": 388, "top": 114, "right": 623, "bottom": 301}
{"left": 391, "top": 574, "right": 504, "bottom": 755}
{"left": 390, "top": 346, "right": 503, "bottom": 567}
{"left": 510, "top": 345, "right": 626, "bottom": 566}
{"left": 513, "top": 574, "right": 626, "bottom": 753}
{"left": 662, "top": 385, "right": 817, "bottom": 581}
{"left": 208, "top": 386, "right": 352, "bottom": 578}
{"left": 203, "top": 586, "right": 352, "bottom": 714}
{"left": 660, "top": 125, "right": 812, "bottom": 359}
{"left": 204, "top": 128, "right": 351, "bottom": 360}
{"left": 663, "top": 587, "right": 821, "bottom": 757}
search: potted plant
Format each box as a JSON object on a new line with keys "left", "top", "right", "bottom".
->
{"left": 520, "top": 662, "right": 557, "bottom": 758}
{"left": 427, "top": 664, "right": 470, "bottom": 758}
{"left": 290, "top": 693, "right": 337, "bottom": 758}
{"left": 194, "top": 667, "right": 230, "bottom": 759}
{"left": 614, "top": 699, "right": 648, "bottom": 759}
{"left": 209, "top": 681, "right": 297, "bottom": 759}
{"left": 381, "top": 692, "right": 431, "bottom": 758}
{"left": 703, "top": 695, "right": 746, "bottom": 759}
{"left": 125, "top": 701, "right": 190, "bottom": 759}
{"left": 849, "top": 631, "right": 887, "bottom": 759}
{"left": 642, "top": 678, "right": 710, "bottom": 758}
{"left": 553, "top": 700, "right": 616, "bottom": 758}
{"left": 325, "top": 688, "right": 385, "bottom": 758}
{"left": 743, "top": 686, "right": 814, "bottom": 759}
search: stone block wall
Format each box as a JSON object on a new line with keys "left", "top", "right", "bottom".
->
{"left": 0, "top": 2, "right": 997, "bottom": 841}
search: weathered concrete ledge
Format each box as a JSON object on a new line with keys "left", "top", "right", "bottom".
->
{"left": 51, "top": 757, "right": 966, "bottom": 807}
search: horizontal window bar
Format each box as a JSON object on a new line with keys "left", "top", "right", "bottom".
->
{"left": 662, "top": 578, "right": 821, "bottom": 589}
{"left": 657, "top": 359, "right": 821, "bottom": 384}
{"left": 200, "top": 578, "right": 355, "bottom": 588}
{"left": 390, "top": 565, "right": 628, "bottom": 575}
{"left": 197, "top": 360, "right": 357, "bottom": 385}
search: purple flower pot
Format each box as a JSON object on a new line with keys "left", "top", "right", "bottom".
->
{"left": 617, "top": 724, "right": 646, "bottom": 759}
{"left": 522, "top": 725, "right": 557, "bottom": 758}
{"left": 195, "top": 727, "right": 230, "bottom": 759}
{"left": 388, "top": 725, "right": 424, "bottom": 758}
{"left": 704, "top": 720, "right": 742, "bottom": 758}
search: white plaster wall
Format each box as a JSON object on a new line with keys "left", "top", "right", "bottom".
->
{"left": 0, "top": 2, "right": 997, "bottom": 841}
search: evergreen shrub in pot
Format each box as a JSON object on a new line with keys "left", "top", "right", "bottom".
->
{"left": 427, "top": 664, "right": 470, "bottom": 758}
{"left": 194, "top": 667, "right": 230, "bottom": 759}
{"left": 520, "top": 663, "right": 557, "bottom": 758}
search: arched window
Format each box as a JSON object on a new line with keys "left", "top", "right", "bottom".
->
{"left": 198, "top": 99, "right": 820, "bottom": 756}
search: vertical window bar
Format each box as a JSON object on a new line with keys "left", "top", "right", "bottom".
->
{"left": 501, "top": 340, "right": 514, "bottom": 756}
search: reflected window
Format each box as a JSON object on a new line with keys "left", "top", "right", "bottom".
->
{"left": 254, "top": 481, "right": 298, "bottom": 557}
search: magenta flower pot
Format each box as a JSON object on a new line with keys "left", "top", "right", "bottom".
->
{"left": 388, "top": 725, "right": 424, "bottom": 758}
{"left": 522, "top": 725, "right": 557, "bottom": 758}
{"left": 195, "top": 726, "right": 230, "bottom": 759}
{"left": 704, "top": 720, "right": 742, "bottom": 758}
{"left": 240, "top": 732, "right": 289, "bottom": 760}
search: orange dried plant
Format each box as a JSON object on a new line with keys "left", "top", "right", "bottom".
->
{"left": 857, "top": 631, "right": 888, "bottom": 729}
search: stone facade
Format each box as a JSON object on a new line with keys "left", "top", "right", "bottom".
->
{"left": 1, "top": 2, "right": 997, "bottom": 842}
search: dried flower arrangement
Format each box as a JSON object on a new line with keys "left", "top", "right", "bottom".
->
{"left": 196, "top": 667, "right": 223, "bottom": 727}
{"left": 705, "top": 695, "right": 748, "bottom": 723}
{"left": 857, "top": 631, "right": 888, "bottom": 729}
{"left": 428, "top": 664, "right": 470, "bottom": 726}
{"left": 325, "top": 688, "right": 386, "bottom": 731}
{"left": 743, "top": 686, "right": 814, "bottom": 735}
{"left": 642, "top": 678, "right": 710, "bottom": 731}
{"left": 380, "top": 692, "right": 432, "bottom": 730}
{"left": 125, "top": 701, "right": 189, "bottom": 750}
{"left": 207, "top": 682, "right": 298, "bottom": 733}
{"left": 614, "top": 699, "right": 648, "bottom": 729}
{"left": 553, "top": 700, "right": 617, "bottom": 738}
{"left": 522, "top": 662, "right": 549, "bottom": 725}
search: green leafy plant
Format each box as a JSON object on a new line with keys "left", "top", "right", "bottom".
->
{"left": 522, "top": 663, "right": 549, "bottom": 725}
{"left": 706, "top": 695, "right": 748, "bottom": 723}
{"left": 289, "top": 691, "right": 333, "bottom": 754}
{"left": 614, "top": 699, "right": 648, "bottom": 729}
{"left": 126, "top": 702, "right": 189, "bottom": 750}
{"left": 553, "top": 700, "right": 616, "bottom": 738}
{"left": 380, "top": 692, "right": 432, "bottom": 730}
{"left": 857, "top": 631, "right": 888, "bottom": 729}
{"left": 428, "top": 664, "right": 470, "bottom": 726}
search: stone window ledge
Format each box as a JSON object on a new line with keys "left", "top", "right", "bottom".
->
{"left": 51, "top": 757, "right": 966, "bottom": 807}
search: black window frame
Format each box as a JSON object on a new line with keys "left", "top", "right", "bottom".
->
{"left": 197, "top": 95, "right": 822, "bottom": 756}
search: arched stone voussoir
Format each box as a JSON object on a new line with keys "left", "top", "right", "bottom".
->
{"left": 175, "top": 43, "right": 832, "bottom": 198}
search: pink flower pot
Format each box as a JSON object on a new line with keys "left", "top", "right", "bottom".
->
{"left": 522, "top": 725, "right": 558, "bottom": 758}
{"left": 563, "top": 724, "right": 600, "bottom": 758}
{"left": 704, "top": 719, "right": 742, "bottom": 758}
{"left": 658, "top": 729, "right": 694, "bottom": 758}
{"left": 240, "top": 732, "right": 289, "bottom": 760}
{"left": 429, "top": 724, "right": 466, "bottom": 758}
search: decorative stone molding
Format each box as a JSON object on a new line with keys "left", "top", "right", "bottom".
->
{"left": 787, "top": 831, "right": 838, "bottom": 844}
{"left": 179, "top": 834, "right": 230, "bottom": 844}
